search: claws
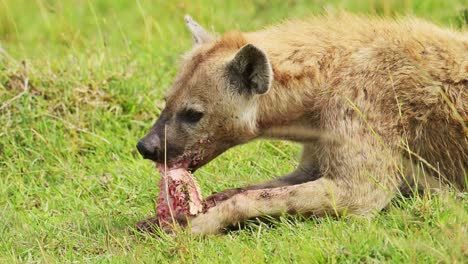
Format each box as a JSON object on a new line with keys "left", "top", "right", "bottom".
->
{"left": 135, "top": 215, "right": 189, "bottom": 235}
{"left": 135, "top": 217, "right": 161, "bottom": 234}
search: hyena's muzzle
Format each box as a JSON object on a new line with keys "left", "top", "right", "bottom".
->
{"left": 136, "top": 110, "right": 186, "bottom": 165}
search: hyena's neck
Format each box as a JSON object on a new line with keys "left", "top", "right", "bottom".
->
{"left": 256, "top": 57, "right": 327, "bottom": 131}
{"left": 245, "top": 34, "right": 336, "bottom": 132}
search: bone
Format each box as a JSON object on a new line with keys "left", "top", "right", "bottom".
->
{"left": 156, "top": 165, "right": 203, "bottom": 228}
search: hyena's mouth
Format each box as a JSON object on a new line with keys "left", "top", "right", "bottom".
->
{"left": 155, "top": 160, "right": 191, "bottom": 171}
{"left": 156, "top": 138, "right": 220, "bottom": 172}
{"left": 155, "top": 147, "right": 207, "bottom": 172}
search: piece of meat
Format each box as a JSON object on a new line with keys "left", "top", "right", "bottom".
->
{"left": 156, "top": 164, "right": 203, "bottom": 227}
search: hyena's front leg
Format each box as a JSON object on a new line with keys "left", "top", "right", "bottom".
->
{"left": 190, "top": 176, "right": 395, "bottom": 235}
{"left": 205, "top": 144, "right": 323, "bottom": 206}
{"left": 204, "top": 165, "right": 321, "bottom": 208}
{"left": 136, "top": 163, "right": 320, "bottom": 233}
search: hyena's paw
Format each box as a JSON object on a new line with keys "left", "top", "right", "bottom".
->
{"left": 135, "top": 215, "right": 189, "bottom": 235}
{"left": 203, "top": 188, "right": 246, "bottom": 211}
{"left": 135, "top": 217, "right": 161, "bottom": 234}
{"left": 189, "top": 212, "right": 224, "bottom": 235}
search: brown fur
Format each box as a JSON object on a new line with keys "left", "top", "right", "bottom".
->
{"left": 138, "top": 14, "right": 467, "bottom": 235}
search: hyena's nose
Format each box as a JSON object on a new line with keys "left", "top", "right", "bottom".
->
{"left": 136, "top": 136, "right": 160, "bottom": 161}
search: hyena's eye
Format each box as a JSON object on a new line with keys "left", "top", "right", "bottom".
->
{"left": 179, "top": 108, "right": 204, "bottom": 123}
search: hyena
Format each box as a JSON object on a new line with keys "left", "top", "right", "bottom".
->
{"left": 136, "top": 14, "right": 467, "bottom": 235}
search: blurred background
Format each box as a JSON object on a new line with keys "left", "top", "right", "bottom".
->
{"left": 1, "top": 0, "right": 466, "bottom": 58}
{"left": 0, "top": 1, "right": 467, "bottom": 262}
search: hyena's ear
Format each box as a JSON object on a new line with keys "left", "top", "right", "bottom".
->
{"left": 184, "top": 15, "right": 213, "bottom": 45}
{"left": 227, "top": 44, "right": 273, "bottom": 95}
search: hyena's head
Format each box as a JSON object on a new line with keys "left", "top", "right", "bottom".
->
{"left": 137, "top": 16, "right": 273, "bottom": 171}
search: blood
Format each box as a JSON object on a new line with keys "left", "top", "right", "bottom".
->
{"left": 156, "top": 165, "right": 203, "bottom": 227}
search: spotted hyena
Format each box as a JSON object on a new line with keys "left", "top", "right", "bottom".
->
{"left": 136, "top": 14, "right": 467, "bottom": 235}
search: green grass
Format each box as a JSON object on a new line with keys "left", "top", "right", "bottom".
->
{"left": 0, "top": 0, "right": 467, "bottom": 262}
